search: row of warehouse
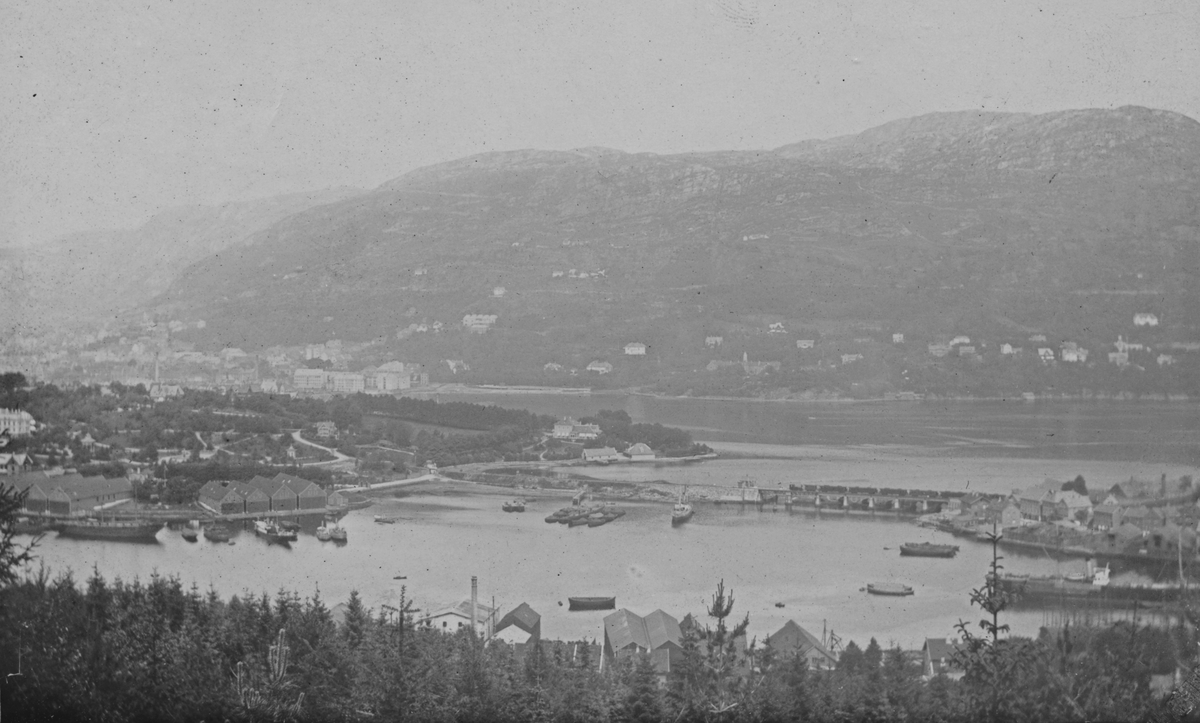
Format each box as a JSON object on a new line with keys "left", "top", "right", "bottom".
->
{"left": 198, "top": 474, "right": 329, "bottom": 515}
{"left": 8, "top": 471, "right": 134, "bottom": 516}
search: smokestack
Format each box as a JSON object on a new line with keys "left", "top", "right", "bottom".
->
{"left": 471, "top": 576, "right": 478, "bottom": 637}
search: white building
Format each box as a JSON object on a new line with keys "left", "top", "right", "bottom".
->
{"left": 293, "top": 368, "right": 328, "bottom": 391}
{"left": 796, "top": 339, "right": 815, "bottom": 349}
{"left": 586, "top": 361, "right": 613, "bottom": 374}
{"left": 624, "top": 343, "right": 647, "bottom": 356}
{"left": 705, "top": 336, "right": 723, "bottom": 348}
{"left": 892, "top": 333, "right": 904, "bottom": 344}
{"left": 422, "top": 599, "right": 496, "bottom": 637}
{"left": 463, "top": 314, "right": 499, "bottom": 333}
{"left": 625, "top": 443, "right": 654, "bottom": 462}
{"left": 0, "top": 408, "right": 36, "bottom": 437}
{"left": 1134, "top": 313, "right": 1159, "bottom": 327}
{"left": 326, "top": 371, "right": 365, "bottom": 394}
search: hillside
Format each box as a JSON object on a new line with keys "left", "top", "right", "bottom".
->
{"left": 11, "top": 187, "right": 364, "bottom": 335}
{"left": 149, "top": 106, "right": 1199, "bottom": 392}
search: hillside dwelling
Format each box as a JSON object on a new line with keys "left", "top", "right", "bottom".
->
{"left": 1158, "top": 354, "right": 1176, "bottom": 366}
{"left": 445, "top": 359, "right": 468, "bottom": 374}
{"left": 552, "top": 419, "right": 601, "bottom": 440}
{"left": 1114, "top": 336, "right": 1145, "bottom": 353}
{"left": 1055, "top": 491, "right": 1092, "bottom": 523}
{"left": 602, "top": 608, "right": 683, "bottom": 676}
{"left": 315, "top": 421, "right": 337, "bottom": 439}
{"left": 148, "top": 383, "right": 183, "bottom": 401}
{"left": 1134, "top": 313, "right": 1160, "bottom": 327}
{"left": 957, "top": 345, "right": 976, "bottom": 357}
{"left": 1037, "top": 348, "right": 1056, "bottom": 363}
{"left": 492, "top": 286, "right": 506, "bottom": 297}
{"left": 706, "top": 336, "right": 724, "bottom": 348}
{"left": 1029, "top": 334, "right": 1047, "bottom": 342}
{"left": 768, "top": 322, "right": 787, "bottom": 334}
{"left": 1001, "top": 343, "right": 1020, "bottom": 355}
{"left": 766, "top": 620, "right": 838, "bottom": 671}
{"left": 462, "top": 314, "right": 498, "bottom": 333}
{"left": 841, "top": 354, "right": 863, "bottom": 365}
{"left": 199, "top": 480, "right": 246, "bottom": 515}
{"left": 950, "top": 335, "right": 971, "bottom": 346}
{"left": 582, "top": 447, "right": 622, "bottom": 463}
{"left": 624, "top": 343, "right": 647, "bottom": 356}
{"left": 586, "top": 361, "right": 613, "bottom": 375}
{"left": 892, "top": 333, "right": 904, "bottom": 344}
{"left": 293, "top": 368, "right": 328, "bottom": 391}
{"left": 981, "top": 500, "right": 1024, "bottom": 528}
{"left": 0, "top": 408, "right": 36, "bottom": 437}
{"left": 796, "top": 339, "right": 815, "bottom": 349}
{"left": 493, "top": 603, "right": 541, "bottom": 645}
{"left": 326, "top": 371, "right": 366, "bottom": 393}
{"left": 1016, "top": 480, "right": 1062, "bottom": 521}
{"left": 923, "top": 638, "right": 966, "bottom": 680}
{"left": 543, "top": 362, "right": 565, "bottom": 372}
{"left": 927, "top": 343, "right": 951, "bottom": 357}
{"left": 1062, "top": 348, "right": 1089, "bottom": 363}
{"left": 624, "top": 443, "right": 654, "bottom": 462}
{"left": 1108, "top": 351, "right": 1130, "bottom": 367}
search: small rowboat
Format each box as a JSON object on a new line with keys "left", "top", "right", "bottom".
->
{"left": 568, "top": 596, "right": 616, "bottom": 611}
{"left": 867, "top": 583, "right": 914, "bottom": 597}
{"left": 181, "top": 528, "right": 198, "bottom": 542}
{"left": 374, "top": 516, "right": 398, "bottom": 524}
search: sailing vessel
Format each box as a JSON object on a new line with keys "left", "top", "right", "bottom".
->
{"left": 672, "top": 487, "right": 694, "bottom": 526}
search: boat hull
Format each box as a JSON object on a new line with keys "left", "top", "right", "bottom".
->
{"left": 203, "top": 526, "right": 232, "bottom": 542}
{"left": 899, "top": 543, "right": 959, "bottom": 558}
{"left": 997, "top": 576, "right": 1182, "bottom": 605}
{"left": 57, "top": 521, "right": 162, "bottom": 542}
{"left": 568, "top": 597, "right": 616, "bottom": 611}
{"left": 867, "top": 583, "right": 914, "bottom": 596}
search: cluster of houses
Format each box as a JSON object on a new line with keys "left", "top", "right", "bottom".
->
{"left": 414, "top": 597, "right": 964, "bottom": 681}
{"left": 197, "top": 473, "right": 332, "bottom": 515}
{"left": 945, "top": 475, "right": 1200, "bottom": 556}
{"left": 292, "top": 361, "right": 428, "bottom": 394}
{"left": 8, "top": 471, "right": 134, "bottom": 516}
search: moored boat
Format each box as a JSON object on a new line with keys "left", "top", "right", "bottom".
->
{"left": 899, "top": 542, "right": 960, "bottom": 558}
{"left": 57, "top": 518, "right": 162, "bottom": 543}
{"left": 502, "top": 499, "right": 526, "bottom": 512}
{"left": 867, "top": 583, "right": 914, "bottom": 596}
{"left": 568, "top": 596, "right": 616, "bottom": 611}
{"left": 254, "top": 519, "right": 291, "bottom": 545}
{"left": 996, "top": 562, "right": 1185, "bottom": 605}
{"left": 374, "top": 515, "right": 398, "bottom": 524}
{"left": 672, "top": 487, "right": 693, "bottom": 526}
{"left": 12, "top": 516, "right": 52, "bottom": 535}
{"left": 315, "top": 524, "right": 333, "bottom": 541}
{"left": 181, "top": 528, "right": 199, "bottom": 542}
{"left": 329, "top": 524, "right": 347, "bottom": 542}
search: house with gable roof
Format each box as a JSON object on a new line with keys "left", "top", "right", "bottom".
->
{"left": 601, "top": 608, "right": 684, "bottom": 676}
{"left": 766, "top": 620, "right": 838, "bottom": 670}
{"left": 493, "top": 603, "right": 541, "bottom": 645}
{"left": 922, "top": 638, "right": 966, "bottom": 680}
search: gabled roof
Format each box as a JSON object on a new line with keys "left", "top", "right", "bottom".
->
{"left": 495, "top": 603, "right": 540, "bottom": 635}
{"left": 767, "top": 620, "right": 836, "bottom": 663}
{"left": 923, "top": 638, "right": 965, "bottom": 675}
{"left": 424, "top": 599, "right": 496, "bottom": 625}
{"left": 1016, "top": 480, "right": 1060, "bottom": 503}
{"left": 199, "top": 480, "right": 243, "bottom": 499}
{"left": 603, "top": 608, "right": 680, "bottom": 652}
{"left": 625, "top": 443, "right": 653, "bottom": 456}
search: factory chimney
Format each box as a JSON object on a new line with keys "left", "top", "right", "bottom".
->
{"left": 471, "top": 576, "right": 478, "bottom": 637}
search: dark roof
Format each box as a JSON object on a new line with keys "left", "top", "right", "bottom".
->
{"left": 923, "top": 638, "right": 965, "bottom": 675}
{"left": 496, "top": 603, "right": 541, "bottom": 635}
{"left": 603, "top": 609, "right": 680, "bottom": 652}
{"left": 766, "top": 620, "right": 837, "bottom": 663}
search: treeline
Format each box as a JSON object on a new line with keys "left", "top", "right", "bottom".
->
{"left": 580, "top": 410, "right": 704, "bottom": 453}
{"left": 0, "top": 568, "right": 1185, "bottom": 722}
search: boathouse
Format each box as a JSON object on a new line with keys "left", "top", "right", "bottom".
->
{"left": 624, "top": 443, "right": 655, "bottom": 462}
{"left": 326, "top": 488, "right": 349, "bottom": 508}
{"left": 277, "top": 473, "right": 326, "bottom": 510}
{"left": 236, "top": 482, "right": 271, "bottom": 515}
{"left": 766, "top": 621, "right": 838, "bottom": 671}
{"left": 199, "top": 480, "right": 246, "bottom": 515}
{"left": 494, "top": 603, "right": 541, "bottom": 645}
{"left": 35, "top": 474, "right": 133, "bottom": 515}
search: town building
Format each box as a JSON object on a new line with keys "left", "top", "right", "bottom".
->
{"left": 927, "top": 343, "right": 951, "bottom": 357}
{"left": 624, "top": 343, "right": 647, "bottom": 356}
{"left": 841, "top": 354, "right": 864, "bottom": 364}
{"left": 1092, "top": 504, "right": 1123, "bottom": 531}
{"left": 326, "top": 371, "right": 365, "bottom": 394}
{"left": 706, "top": 336, "right": 723, "bottom": 348}
{"left": 315, "top": 421, "right": 338, "bottom": 438}
{"left": 9, "top": 472, "right": 133, "bottom": 515}
{"left": 552, "top": 419, "right": 601, "bottom": 440}
{"left": 892, "top": 333, "right": 904, "bottom": 344}
{"left": 0, "top": 408, "right": 36, "bottom": 437}
{"left": 199, "top": 480, "right": 246, "bottom": 515}
{"left": 796, "top": 339, "right": 815, "bottom": 349}
{"left": 293, "top": 368, "right": 328, "bottom": 391}
{"left": 765, "top": 620, "right": 838, "bottom": 670}
{"left": 1134, "top": 313, "right": 1160, "bottom": 327}
{"left": 0, "top": 453, "right": 34, "bottom": 475}
{"left": 462, "top": 314, "right": 499, "bottom": 333}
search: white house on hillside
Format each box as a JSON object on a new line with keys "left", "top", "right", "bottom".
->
{"left": 624, "top": 343, "right": 647, "bottom": 356}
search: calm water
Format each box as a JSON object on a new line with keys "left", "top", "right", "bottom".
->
{"left": 19, "top": 488, "right": 1176, "bottom": 651}
{"left": 18, "top": 396, "right": 1198, "bottom": 650}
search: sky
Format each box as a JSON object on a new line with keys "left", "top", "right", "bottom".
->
{"left": 2, "top": 0, "right": 1199, "bottom": 248}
